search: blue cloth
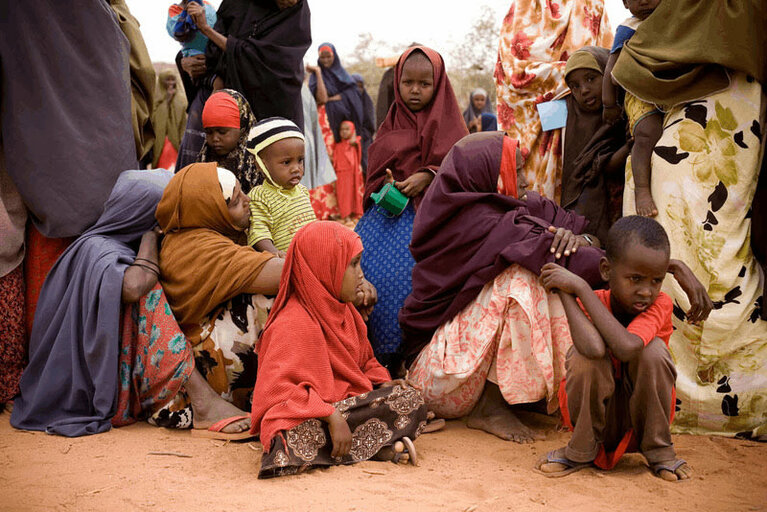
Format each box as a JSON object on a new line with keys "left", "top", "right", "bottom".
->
{"left": 309, "top": 42, "right": 365, "bottom": 143}
{"left": 611, "top": 22, "right": 637, "bottom": 54}
{"left": 11, "top": 170, "right": 173, "bottom": 437}
{"left": 481, "top": 113, "right": 498, "bottom": 131}
{"left": 166, "top": 1, "right": 217, "bottom": 57}
{"left": 355, "top": 203, "right": 416, "bottom": 358}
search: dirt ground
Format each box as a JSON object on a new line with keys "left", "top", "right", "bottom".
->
{"left": 1, "top": 409, "right": 765, "bottom": 512}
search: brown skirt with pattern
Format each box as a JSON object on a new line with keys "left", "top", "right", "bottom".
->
{"left": 259, "top": 384, "right": 428, "bottom": 478}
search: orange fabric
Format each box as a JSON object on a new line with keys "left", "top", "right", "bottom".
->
{"left": 201, "top": 91, "right": 241, "bottom": 129}
{"left": 318, "top": 44, "right": 333, "bottom": 56}
{"left": 333, "top": 122, "right": 363, "bottom": 218}
{"left": 250, "top": 222, "right": 391, "bottom": 450}
{"left": 156, "top": 162, "right": 274, "bottom": 344}
{"left": 497, "top": 137, "right": 518, "bottom": 197}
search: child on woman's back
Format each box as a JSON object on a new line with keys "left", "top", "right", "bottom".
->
{"left": 603, "top": 0, "right": 662, "bottom": 217}
{"left": 537, "top": 215, "right": 692, "bottom": 482}
{"left": 333, "top": 120, "right": 364, "bottom": 222}
{"left": 246, "top": 117, "right": 317, "bottom": 258}
{"left": 166, "top": 0, "right": 217, "bottom": 57}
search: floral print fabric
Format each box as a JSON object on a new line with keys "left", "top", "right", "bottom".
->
{"left": 624, "top": 72, "right": 767, "bottom": 436}
{"left": 494, "top": 0, "right": 612, "bottom": 201}
{"left": 0, "top": 266, "right": 25, "bottom": 403}
{"left": 408, "top": 264, "right": 572, "bottom": 417}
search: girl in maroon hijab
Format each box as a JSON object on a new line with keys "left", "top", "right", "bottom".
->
{"left": 355, "top": 46, "right": 467, "bottom": 374}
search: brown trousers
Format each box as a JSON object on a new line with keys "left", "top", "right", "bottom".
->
{"left": 564, "top": 338, "right": 677, "bottom": 465}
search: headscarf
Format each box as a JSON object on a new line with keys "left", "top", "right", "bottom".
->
{"left": 364, "top": 46, "right": 468, "bottom": 210}
{"left": 202, "top": 91, "right": 241, "bottom": 129}
{"left": 197, "top": 89, "right": 260, "bottom": 192}
{"left": 561, "top": 46, "right": 626, "bottom": 243}
{"left": 156, "top": 162, "right": 274, "bottom": 344}
{"left": 612, "top": 0, "right": 767, "bottom": 108}
{"left": 206, "top": 0, "right": 311, "bottom": 127}
{"left": 11, "top": 169, "right": 173, "bottom": 437}
{"left": 481, "top": 113, "right": 498, "bottom": 131}
{"left": 246, "top": 117, "right": 306, "bottom": 199}
{"left": 350, "top": 73, "right": 376, "bottom": 172}
{"left": 309, "top": 42, "right": 365, "bottom": 143}
{"left": 462, "top": 88, "right": 494, "bottom": 125}
{"left": 250, "top": 222, "right": 391, "bottom": 451}
{"left": 152, "top": 69, "right": 188, "bottom": 168}
{"left": 399, "top": 132, "right": 605, "bottom": 362}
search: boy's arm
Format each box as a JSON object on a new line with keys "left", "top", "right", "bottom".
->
{"left": 557, "top": 291, "right": 607, "bottom": 359}
{"left": 602, "top": 52, "right": 622, "bottom": 125}
{"left": 254, "top": 239, "right": 285, "bottom": 258}
{"left": 541, "top": 263, "right": 644, "bottom": 362}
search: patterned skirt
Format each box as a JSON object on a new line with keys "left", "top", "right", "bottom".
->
{"left": 354, "top": 204, "right": 416, "bottom": 368}
{"left": 0, "top": 266, "right": 25, "bottom": 403}
{"left": 150, "top": 293, "right": 273, "bottom": 428}
{"left": 259, "top": 384, "right": 428, "bottom": 478}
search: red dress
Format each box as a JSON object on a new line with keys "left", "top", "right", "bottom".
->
{"left": 333, "top": 135, "right": 364, "bottom": 218}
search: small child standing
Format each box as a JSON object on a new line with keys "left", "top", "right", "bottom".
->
{"left": 166, "top": 0, "right": 217, "bottom": 58}
{"left": 602, "top": 0, "right": 662, "bottom": 217}
{"left": 333, "top": 120, "right": 364, "bottom": 222}
{"left": 537, "top": 215, "right": 692, "bottom": 482}
{"left": 246, "top": 117, "right": 317, "bottom": 258}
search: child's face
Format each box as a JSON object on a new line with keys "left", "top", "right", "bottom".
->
{"left": 205, "top": 127, "right": 242, "bottom": 157}
{"left": 339, "top": 123, "right": 354, "bottom": 140}
{"left": 623, "top": 0, "right": 660, "bottom": 20}
{"left": 339, "top": 253, "right": 364, "bottom": 303}
{"left": 318, "top": 50, "right": 333, "bottom": 69}
{"left": 399, "top": 55, "right": 435, "bottom": 112}
{"left": 600, "top": 240, "right": 669, "bottom": 317}
{"left": 566, "top": 69, "right": 603, "bottom": 112}
{"left": 226, "top": 181, "right": 251, "bottom": 231}
{"left": 472, "top": 94, "right": 487, "bottom": 111}
{"left": 515, "top": 147, "right": 528, "bottom": 200}
{"left": 259, "top": 137, "right": 305, "bottom": 189}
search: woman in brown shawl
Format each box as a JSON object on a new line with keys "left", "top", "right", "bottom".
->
{"left": 155, "top": 162, "right": 283, "bottom": 436}
{"left": 151, "top": 70, "right": 188, "bottom": 170}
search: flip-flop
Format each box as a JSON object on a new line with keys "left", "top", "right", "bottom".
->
{"left": 391, "top": 436, "right": 419, "bottom": 466}
{"left": 534, "top": 448, "right": 591, "bottom": 478}
{"left": 421, "top": 418, "right": 446, "bottom": 434}
{"left": 191, "top": 415, "right": 255, "bottom": 441}
{"left": 651, "top": 459, "right": 689, "bottom": 482}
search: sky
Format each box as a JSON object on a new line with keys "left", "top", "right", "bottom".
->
{"left": 128, "top": 0, "right": 630, "bottom": 66}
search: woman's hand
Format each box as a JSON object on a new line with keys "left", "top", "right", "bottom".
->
{"left": 355, "top": 279, "right": 377, "bottom": 321}
{"left": 305, "top": 64, "right": 320, "bottom": 74}
{"left": 186, "top": 2, "right": 209, "bottom": 30}
{"left": 668, "top": 259, "right": 713, "bottom": 324}
{"left": 540, "top": 262, "right": 587, "bottom": 295}
{"left": 180, "top": 54, "right": 206, "bottom": 80}
{"left": 377, "top": 378, "right": 407, "bottom": 389}
{"left": 547, "top": 226, "right": 590, "bottom": 259}
{"left": 395, "top": 171, "right": 434, "bottom": 198}
{"left": 324, "top": 410, "right": 352, "bottom": 458}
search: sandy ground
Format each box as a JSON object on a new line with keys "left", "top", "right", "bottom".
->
{"left": 1, "top": 409, "right": 765, "bottom": 512}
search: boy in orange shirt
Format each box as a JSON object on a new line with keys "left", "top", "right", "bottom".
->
{"left": 537, "top": 215, "right": 692, "bottom": 482}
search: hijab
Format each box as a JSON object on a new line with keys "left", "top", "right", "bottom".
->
{"left": 462, "top": 87, "right": 494, "bottom": 125}
{"left": 156, "top": 162, "right": 274, "bottom": 344}
{"left": 151, "top": 69, "right": 188, "bottom": 168}
{"left": 250, "top": 222, "right": 390, "bottom": 451}
{"left": 400, "top": 132, "right": 605, "bottom": 362}
{"left": 197, "top": 89, "right": 261, "bottom": 192}
{"left": 364, "top": 46, "right": 468, "bottom": 210}
{"left": 11, "top": 169, "right": 173, "bottom": 437}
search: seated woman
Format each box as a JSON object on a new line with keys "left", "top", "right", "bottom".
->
{"left": 251, "top": 221, "right": 427, "bottom": 478}
{"left": 155, "top": 162, "right": 283, "bottom": 437}
{"left": 11, "top": 170, "right": 195, "bottom": 436}
{"left": 400, "top": 132, "right": 712, "bottom": 442}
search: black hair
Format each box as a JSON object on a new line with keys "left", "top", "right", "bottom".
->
{"left": 605, "top": 215, "right": 670, "bottom": 262}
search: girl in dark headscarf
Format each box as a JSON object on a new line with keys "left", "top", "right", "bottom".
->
{"left": 355, "top": 46, "right": 467, "bottom": 373}
{"left": 462, "top": 88, "right": 494, "bottom": 129}
{"left": 351, "top": 73, "right": 376, "bottom": 173}
{"left": 310, "top": 43, "right": 365, "bottom": 145}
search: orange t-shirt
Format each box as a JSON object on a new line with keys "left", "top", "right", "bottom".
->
{"left": 578, "top": 289, "right": 673, "bottom": 346}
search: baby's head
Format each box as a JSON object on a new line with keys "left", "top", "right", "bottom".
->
{"left": 623, "top": 0, "right": 660, "bottom": 21}
{"left": 247, "top": 117, "right": 305, "bottom": 190}
{"left": 398, "top": 49, "right": 435, "bottom": 113}
{"left": 565, "top": 49, "right": 604, "bottom": 113}
{"left": 202, "top": 91, "right": 245, "bottom": 157}
{"left": 602, "top": 216, "right": 670, "bottom": 317}
{"left": 339, "top": 120, "right": 356, "bottom": 141}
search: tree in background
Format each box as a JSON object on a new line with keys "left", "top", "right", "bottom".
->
{"left": 449, "top": 5, "right": 499, "bottom": 113}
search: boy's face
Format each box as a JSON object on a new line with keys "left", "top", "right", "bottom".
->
{"left": 399, "top": 55, "right": 434, "bottom": 112}
{"left": 205, "top": 127, "right": 241, "bottom": 157}
{"left": 259, "top": 137, "right": 305, "bottom": 189}
{"left": 339, "top": 123, "right": 354, "bottom": 140}
{"left": 623, "top": 0, "right": 660, "bottom": 20}
{"left": 226, "top": 181, "right": 251, "bottom": 231}
{"left": 600, "top": 240, "right": 669, "bottom": 317}
{"left": 566, "top": 68, "right": 603, "bottom": 112}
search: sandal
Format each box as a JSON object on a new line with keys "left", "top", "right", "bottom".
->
{"left": 391, "top": 437, "right": 418, "bottom": 466}
{"left": 534, "top": 448, "right": 591, "bottom": 478}
{"left": 421, "top": 418, "right": 446, "bottom": 434}
{"left": 651, "top": 459, "right": 689, "bottom": 482}
{"left": 190, "top": 415, "right": 255, "bottom": 441}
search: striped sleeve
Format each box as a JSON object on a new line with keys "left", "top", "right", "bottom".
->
{"left": 247, "top": 187, "right": 275, "bottom": 247}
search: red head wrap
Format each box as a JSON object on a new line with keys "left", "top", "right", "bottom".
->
{"left": 318, "top": 44, "right": 334, "bottom": 56}
{"left": 202, "top": 92, "right": 241, "bottom": 129}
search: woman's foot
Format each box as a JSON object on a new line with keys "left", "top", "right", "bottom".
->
{"left": 185, "top": 370, "right": 250, "bottom": 434}
{"left": 466, "top": 382, "right": 537, "bottom": 443}
{"left": 652, "top": 459, "right": 692, "bottom": 482}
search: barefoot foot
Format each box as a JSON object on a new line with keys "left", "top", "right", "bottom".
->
{"left": 635, "top": 186, "right": 658, "bottom": 217}
{"left": 466, "top": 382, "right": 538, "bottom": 443}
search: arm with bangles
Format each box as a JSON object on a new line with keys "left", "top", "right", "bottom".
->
{"left": 122, "top": 227, "right": 163, "bottom": 303}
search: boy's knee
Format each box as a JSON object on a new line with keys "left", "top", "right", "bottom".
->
{"left": 567, "top": 346, "right": 612, "bottom": 379}
{"left": 637, "top": 338, "right": 676, "bottom": 377}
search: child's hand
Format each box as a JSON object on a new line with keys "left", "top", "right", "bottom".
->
{"left": 187, "top": 2, "right": 208, "bottom": 29}
{"left": 384, "top": 169, "right": 395, "bottom": 185}
{"left": 355, "top": 279, "right": 377, "bottom": 321}
{"left": 540, "top": 262, "right": 585, "bottom": 295}
{"left": 276, "top": 249, "right": 287, "bottom": 259}
{"left": 395, "top": 172, "right": 434, "bottom": 197}
{"left": 325, "top": 410, "right": 352, "bottom": 458}
{"left": 602, "top": 104, "right": 623, "bottom": 125}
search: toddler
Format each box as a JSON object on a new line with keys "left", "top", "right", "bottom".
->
{"left": 333, "top": 120, "right": 364, "bottom": 222}
{"left": 166, "top": 0, "right": 217, "bottom": 57}
{"left": 246, "top": 117, "right": 317, "bottom": 258}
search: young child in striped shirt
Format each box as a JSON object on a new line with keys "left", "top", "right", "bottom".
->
{"left": 246, "top": 117, "right": 317, "bottom": 258}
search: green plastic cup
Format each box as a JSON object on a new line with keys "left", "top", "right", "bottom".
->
{"left": 370, "top": 182, "right": 409, "bottom": 217}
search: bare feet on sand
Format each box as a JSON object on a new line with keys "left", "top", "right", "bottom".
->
{"left": 185, "top": 370, "right": 251, "bottom": 434}
{"left": 466, "top": 382, "right": 539, "bottom": 443}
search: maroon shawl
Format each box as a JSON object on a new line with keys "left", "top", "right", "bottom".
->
{"left": 364, "top": 46, "right": 468, "bottom": 210}
{"left": 399, "top": 132, "right": 605, "bottom": 362}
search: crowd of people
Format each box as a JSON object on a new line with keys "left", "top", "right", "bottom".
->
{"left": 1, "top": 0, "right": 765, "bottom": 483}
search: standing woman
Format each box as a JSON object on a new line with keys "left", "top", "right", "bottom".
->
{"left": 152, "top": 70, "right": 188, "bottom": 170}
{"left": 494, "top": 0, "right": 612, "bottom": 201}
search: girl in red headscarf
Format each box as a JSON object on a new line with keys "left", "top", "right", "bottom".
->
{"left": 251, "top": 221, "right": 428, "bottom": 478}
{"left": 354, "top": 46, "right": 468, "bottom": 374}
{"left": 333, "top": 120, "right": 364, "bottom": 221}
